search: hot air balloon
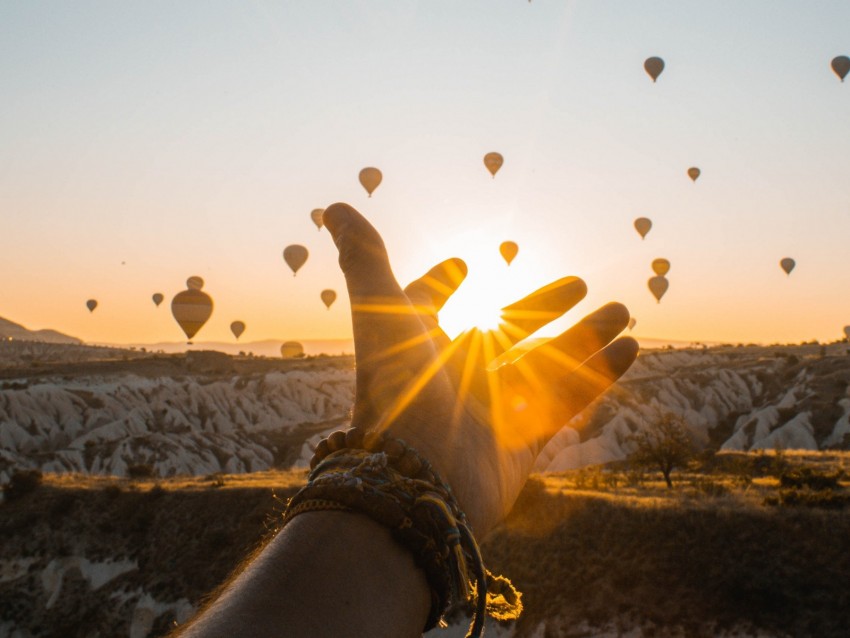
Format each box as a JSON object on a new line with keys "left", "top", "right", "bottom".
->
{"left": 648, "top": 276, "right": 669, "bottom": 303}
{"left": 628, "top": 318, "right": 637, "bottom": 331}
{"left": 652, "top": 258, "right": 671, "bottom": 276}
{"left": 86, "top": 299, "right": 98, "bottom": 313}
{"left": 171, "top": 289, "right": 213, "bottom": 341}
{"left": 310, "top": 208, "right": 325, "bottom": 230}
{"left": 832, "top": 56, "right": 850, "bottom": 82}
{"left": 483, "top": 152, "right": 504, "bottom": 178}
{"left": 500, "top": 241, "right": 519, "bottom": 266}
{"left": 187, "top": 276, "right": 204, "bottom": 291}
{"left": 281, "top": 341, "right": 304, "bottom": 358}
{"left": 644, "top": 57, "right": 664, "bottom": 82}
{"left": 359, "top": 167, "right": 382, "bottom": 197}
{"left": 844, "top": 326, "right": 850, "bottom": 341}
{"left": 780, "top": 257, "right": 795, "bottom": 275}
{"left": 283, "top": 245, "right": 309, "bottom": 276}
{"left": 634, "top": 217, "right": 652, "bottom": 239}
{"left": 687, "top": 167, "right": 701, "bottom": 182}
{"left": 152, "top": 293, "right": 164, "bottom": 307}
{"left": 321, "top": 289, "right": 337, "bottom": 309}
{"left": 230, "top": 321, "right": 245, "bottom": 340}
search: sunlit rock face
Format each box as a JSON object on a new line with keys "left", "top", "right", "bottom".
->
{"left": 2, "top": 342, "right": 850, "bottom": 480}
{"left": 537, "top": 344, "right": 850, "bottom": 472}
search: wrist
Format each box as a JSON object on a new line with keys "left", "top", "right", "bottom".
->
{"left": 294, "top": 427, "right": 523, "bottom": 636}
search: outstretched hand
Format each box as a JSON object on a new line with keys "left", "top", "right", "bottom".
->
{"left": 324, "top": 203, "right": 638, "bottom": 535}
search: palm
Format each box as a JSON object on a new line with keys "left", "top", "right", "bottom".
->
{"left": 324, "top": 203, "right": 638, "bottom": 535}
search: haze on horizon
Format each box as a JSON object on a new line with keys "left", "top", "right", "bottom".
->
{"left": 1, "top": 1, "right": 849, "bottom": 347}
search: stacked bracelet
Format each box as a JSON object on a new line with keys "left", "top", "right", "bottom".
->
{"left": 282, "top": 426, "right": 522, "bottom": 637}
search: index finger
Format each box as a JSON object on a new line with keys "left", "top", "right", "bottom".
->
{"left": 492, "top": 276, "right": 587, "bottom": 356}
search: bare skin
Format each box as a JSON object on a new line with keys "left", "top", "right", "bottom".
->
{"left": 178, "top": 203, "right": 638, "bottom": 637}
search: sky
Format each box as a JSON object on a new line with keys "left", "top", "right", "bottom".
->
{"left": 1, "top": 1, "right": 849, "bottom": 347}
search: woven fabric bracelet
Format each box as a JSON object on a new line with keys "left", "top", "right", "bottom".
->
{"left": 281, "top": 426, "right": 523, "bottom": 637}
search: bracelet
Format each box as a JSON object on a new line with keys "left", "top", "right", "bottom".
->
{"left": 282, "top": 426, "right": 522, "bottom": 637}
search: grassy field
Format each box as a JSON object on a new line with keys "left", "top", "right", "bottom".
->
{"left": 485, "top": 451, "right": 850, "bottom": 637}
{"left": 2, "top": 451, "right": 849, "bottom": 637}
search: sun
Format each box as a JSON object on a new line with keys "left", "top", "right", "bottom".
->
{"left": 437, "top": 248, "right": 528, "bottom": 338}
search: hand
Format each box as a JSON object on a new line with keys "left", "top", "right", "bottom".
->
{"left": 324, "top": 203, "right": 638, "bottom": 535}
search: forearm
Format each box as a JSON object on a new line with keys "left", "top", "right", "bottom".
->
{"left": 178, "top": 511, "right": 431, "bottom": 638}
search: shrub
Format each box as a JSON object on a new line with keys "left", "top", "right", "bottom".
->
{"left": 624, "top": 466, "right": 645, "bottom": 487}
{"left": 102, "top": 484, "right": 123, "bottom": 499}
{"left": 574, "top": 467, "right": 604, "bottom": 490}
{"left": 779, "top": 467, "right": 842, "bottom": 491}
{"left": 49, "top": 492, "right": 77, "bottom": 518}
{"left": 765, "top": 489, "right": 850, "bottom": 510}
{"left": 3, "top": 469, "right": 43, "bottom": 500}
{"left": 127, "top": 463, "right": 156, "bottom": 479}
{"left": 691, "top": 477, "right": 730, "bottom": 497}
{"left": 206, "top": 473, "right": 226, "bottom": 488}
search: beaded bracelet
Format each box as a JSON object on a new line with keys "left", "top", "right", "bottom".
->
{"left": 282, "top": 426, "right": 522, "bottom": 637}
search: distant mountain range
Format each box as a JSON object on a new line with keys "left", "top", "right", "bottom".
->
{"left": 115, "top": 336, "right": 701, "bottom": 359}
{"left": 0, "top": 310, "right": 710, "bottom": 357}
{"left": 0, "top": 315, "right": 352, "bottom": 356}
{"left": 0, "top": 316, "right": 81, "bottom": 344}
{"left": 108, "top": 339, "right": 356, "bottom": 357}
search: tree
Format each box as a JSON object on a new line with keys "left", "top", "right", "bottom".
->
{"left": 628, "top": 413, "right": 695, "bottom": 488}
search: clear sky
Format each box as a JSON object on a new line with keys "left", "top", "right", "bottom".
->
{"left": 1, "top": 1, "right": 849, "bottom": 346}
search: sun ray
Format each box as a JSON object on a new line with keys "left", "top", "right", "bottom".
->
{"left": 419, "top": 270, "right": 464, "bottom": 300}
{"left": 524, "top": 338, "right": 586, "bottom": 376}
{"left": 490, "top": 324, "right": 519, "bottom": 355}
{"left": 480, "top": 329, "right": 521, "bottom": 450}
{"left": 378, "top": 335, "right": 467, "bottom": 429}
{"left": 363, "top": 327, "right": 445, "bottom": 364}
{"left": 452, "top": 329, "right": 483, "bottom": 424}
{"left": 352, "top": 302, "right": 427, "bottom": 316}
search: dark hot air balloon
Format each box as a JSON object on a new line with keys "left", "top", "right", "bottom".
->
{"left": 281, "top": 341, "right": 304, "bottom": 358}
{"left": 230, "top": 321, "right": 245, "bottom": 340}
{"left": 359, "top": 167, "right": 382, "bottom": 197}
{"left": 687, "top": 167, "right": 700, "bottom": 182}
{"left": 780, "top": 258, "right": 795, "bottom": 275}
{"left": 171, "top": 289, "right": 213, "bottom": 341}
{"left": 152, "top": 293, "right": 164, "bottom": 307}
{"left": 321, "top": 289, "right": 337, "bottom": 309}
{"left": 634, "top": 217, "right": 652, "bottom": 239}
{"left": 283, "top": 245, "right": 309, "bottom": 276}
{"left": 648, "top": 276, "right": 669, "bottom": 303}
{"left": 310, "top": 209, "right": 325, "bottom": 230}
{"left": 86, "top": 299, "right": 98, "bottom": 312}
{"left": 831, "top": 56, "right": 850, "bottom": 82}
{"left": 483, "top": 152, "right": 504, "bottom": 178}
{"left": 644, "top": 57, "right": 664, "bottom": 82}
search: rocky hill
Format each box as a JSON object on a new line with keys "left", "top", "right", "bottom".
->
{"left": 2, "top": 342, "right": 850, "bottom": 483}
{"left": 536, "top": 342, "right": 850, "bottom": 472}
{"left": 0, "top": 317, "right": 81, "bottom": 345}
{"left": 0, "top": 349, "right": 354, "bottom": 483}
